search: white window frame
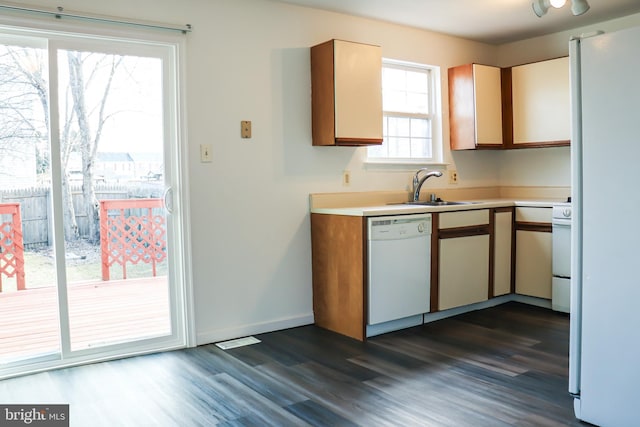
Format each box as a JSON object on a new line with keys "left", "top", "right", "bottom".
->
{"left": 367, "top": 58, "right": 444, "bottom": 165}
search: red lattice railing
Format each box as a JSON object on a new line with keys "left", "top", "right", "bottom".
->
{"left": 0, "top": 203, "right": 26, "bottom": 292}
{"left": 100, "top": 199, "right": 167, "bottom": 281}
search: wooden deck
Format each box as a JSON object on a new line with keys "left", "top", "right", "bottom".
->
{"left": 0, "top": 276, "right": 170, "bottom": 363}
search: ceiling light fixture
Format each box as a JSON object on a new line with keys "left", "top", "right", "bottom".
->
{"left": 532, "top": 0, "right": 590, "bottom": 17}
{"left": 571, "top": 0, "right": 590, "bottom": 16}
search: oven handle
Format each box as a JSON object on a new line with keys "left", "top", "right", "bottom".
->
{"left": 552, "top": 219, "right": 572, "bottom": 227}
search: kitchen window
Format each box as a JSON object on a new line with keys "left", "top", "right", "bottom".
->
{"left": 367, "top": 60, "right": 443, "bottom": 164}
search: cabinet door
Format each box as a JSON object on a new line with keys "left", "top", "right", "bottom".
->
{"left": 511, "top": 57, "right": 570, "bottom": 145}
{"left": 437, "top": 209, "right": 490, "bottom": 311}
{"left": 334, "top": 40, "right": 382, "bottom": 143}
{"left": 311, "top": 40, "right": 382, "bottom": 146}
{"left": 474, "top": 64, "right": 503, "bottom": 146}
{"left": 439, "top": 235, "right": 490, "bottom": 310}
{"left": 515, "top": 207, "right": 552, "bottom": 298}
{"left": 493, "top": 209, "right": 513, "bottom": 297}
{"left": 515, "top": 230, "right": 552, "bottom": 299}
{"left": 448, "top": 64, "right": 503, "bottom": 150}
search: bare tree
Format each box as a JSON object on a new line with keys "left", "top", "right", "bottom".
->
{"left": 0, "top": 46, "right": 48, "bottom": 186}
{"left": 0, "top": 44, "right": 123, "bottom": 243}
{"left": 65, "top": 51, "right": 123, "bottom": 243}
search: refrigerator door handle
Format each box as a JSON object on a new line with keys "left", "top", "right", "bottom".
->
{"left": 568, "top": 36, "right": 583, "bottom": 398}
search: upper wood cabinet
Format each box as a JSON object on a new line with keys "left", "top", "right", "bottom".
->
{"left": 508, "top": 56, "right": 570, "bottom": 147}
{"left": 449, "top": 64, "right": 504, "bottom": 150}
{"left": 449, "top": 57, "right": 570, "bottom": 150}
{"left": 311, "top": 39, "right": 383, "bottom": 146}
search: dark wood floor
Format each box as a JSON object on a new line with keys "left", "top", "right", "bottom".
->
{"left": 0, "top": 302, "right": 588, "bottom": 426}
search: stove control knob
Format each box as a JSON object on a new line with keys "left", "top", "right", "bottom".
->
{"left": 563, "top": 208, "right": 571, "bottom": 217}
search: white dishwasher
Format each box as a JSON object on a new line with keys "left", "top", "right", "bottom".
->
{"left": 367, "top": 213, "right": 431, "bottom": 337}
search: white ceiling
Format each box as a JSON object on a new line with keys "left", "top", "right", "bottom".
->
{"left": 273, "top": 0, "right": 640, "bottom": 44}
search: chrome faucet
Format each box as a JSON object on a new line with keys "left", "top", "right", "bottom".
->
{"left": 412, "top": 169, "right": 443, "bottom": 202}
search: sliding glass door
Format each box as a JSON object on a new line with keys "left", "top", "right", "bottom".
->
{"left": 0, "top": 26, "right": 187, "bottom": 374}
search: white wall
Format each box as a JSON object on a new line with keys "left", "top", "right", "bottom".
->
{"left": 182, "top": 0, "right": 502, "bottom": 343}
{"left": 7, "top": 0, "right": 639, "bottom": 345}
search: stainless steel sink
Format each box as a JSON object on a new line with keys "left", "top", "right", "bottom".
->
{"left": 402, "top": 201, "right": 476, "bottom": 206}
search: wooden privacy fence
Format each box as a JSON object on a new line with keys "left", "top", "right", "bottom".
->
{"left": 0, "top": 184, "right": 162, "bottom": 249}
{"left": 0, "top": 203, "right": 26, "bottom": 292}
{"left": 100, "top": 199, "right": 167, "bottom": 281}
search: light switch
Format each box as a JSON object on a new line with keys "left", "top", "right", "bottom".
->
{"left": 200, "top": 144, "right": 212, "bottom": 162}
{"left": 241, "top": 121, "right": 252, "bottom": 138}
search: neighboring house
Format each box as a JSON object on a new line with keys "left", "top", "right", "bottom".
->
{"left": 66, "top": 151, "right": 162, "bottom": 184}
{"left": 93, "top": 152, "right": 135, "bottom": 183}
{"left": 129, "top": 152, "right": 163, "bottom": 182}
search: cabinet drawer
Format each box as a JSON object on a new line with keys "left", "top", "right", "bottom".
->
{"left": 515, "top": 207, "right": 551, "bottom": 223}
{"left": 439, "top": 209, "right": 489, "bottom": 229}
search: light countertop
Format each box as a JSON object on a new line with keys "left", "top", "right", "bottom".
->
{"left": 310, "top": 198, "right": 565, "bottom": 217}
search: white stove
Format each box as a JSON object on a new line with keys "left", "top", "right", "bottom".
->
{"left": 552, "top": 203, "right": 571, "bottom": 313}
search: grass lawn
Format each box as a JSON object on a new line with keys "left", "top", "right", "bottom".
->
{"left": 1, "top": 239, "right": 167, "bottom": 292}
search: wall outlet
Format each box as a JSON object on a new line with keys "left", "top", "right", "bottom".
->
{"left": 342, "top": 170, "right": 351, "bottom": 186}
{"left": 449, "top": 170, "right": 458, "bottom": 184}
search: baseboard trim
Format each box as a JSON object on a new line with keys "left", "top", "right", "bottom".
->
{"left": 196, "top": 295, "right": 553, "bottom": 346}
{"left": 196, "top": 313, "right": 314, "bottom": 346}
{"left": 423, "top": 294, "right": 552, "bottom": 324}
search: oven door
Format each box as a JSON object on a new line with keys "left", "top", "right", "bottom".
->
{"left": 552, "top": 277, "right": 571, "bottom": 313}
{"left": 552, "top": 219, "right": 571, "bottom": 278}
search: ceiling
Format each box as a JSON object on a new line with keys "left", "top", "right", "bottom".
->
{"left": 273, "top": 0, "right": 640, "bottom": 44}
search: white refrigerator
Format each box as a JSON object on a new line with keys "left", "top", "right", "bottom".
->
{"left": 570, "top": 25, "right": 640, "bottom": 427}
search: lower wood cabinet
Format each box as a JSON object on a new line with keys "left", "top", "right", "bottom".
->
{"left": 435, "top": 210, "right": 490, "bottom": 311}
{"left": 493, "top": 208, "right": 514, "bottom": 297}
{"left": 310, "top": 213, "right": 366, "bottom": 341}
{"left": 514, "top": 207, "right": 552, "bottom": 299}
{"left": 310, "top": 205, "right": 549, "bottom": 342}
{"left": 438, "top": 234, "right": 490, "bottom": 310}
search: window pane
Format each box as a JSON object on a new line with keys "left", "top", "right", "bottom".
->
{"left": 0, "top": 40, "right": 61, "bottom": 364}
{"left": 410, "top": 118, "right": 430, "bottom": 138}
{"left": 383, "top": 67, "right": 430, "bottom": 114}
{"left": 386, "top": 137, "right": 401, "bottom": 157}
{"left": 396, "top": 138, "right": 411, "bottom": 157}
{"left": 410, "top": 138, "right": 430, "bottom": 157}
{"left": 406, "top": 93, "right": 429, "bottom": 114}
{"left": 57, "top": 49, "right": 170, "bottom": 351}
{"left": 407, "top": 70, "right": 428, "bottom": 94}
{"left": 396, "top": 117, "right": 410, "bottom": 137}
{"left": 383, "top": 90, "right": 406, "bottom": 112}
{"left": 383, "top": 68, "right": 406, "bottom": 91}
{"left": 369, "top": 62, "right": 438, "bottom": 161}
